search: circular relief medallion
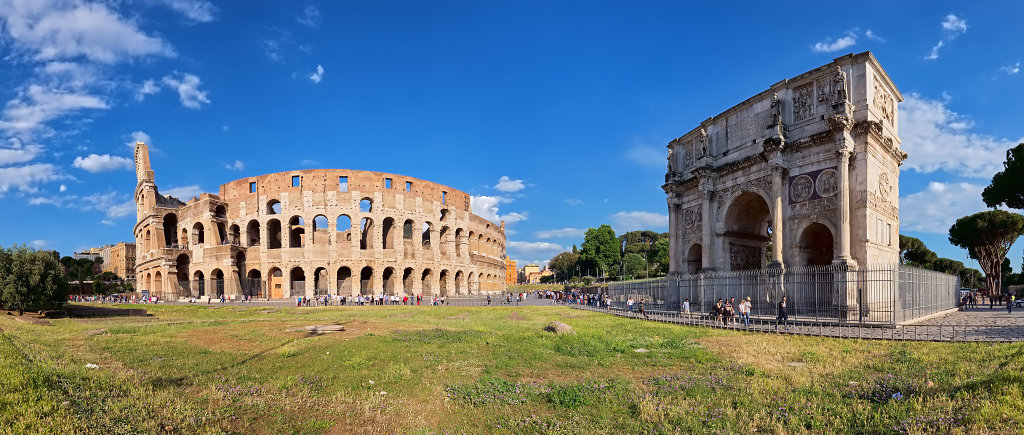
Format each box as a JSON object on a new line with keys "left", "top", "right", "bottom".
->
{"left": 683, "top": 208, "right": 697, "bottom": 229}
{"left": 878, "top": 172, "right": 892, "bottom": 199}
{"left": 815, "top": 169, "right": 838, "bottom": 197}
{"left": 790, "top": 175, "right": 814, "bottom": 203}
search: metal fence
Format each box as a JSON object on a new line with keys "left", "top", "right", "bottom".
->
{"left": 606, "top": 264, "right": 959, "bottom": 326}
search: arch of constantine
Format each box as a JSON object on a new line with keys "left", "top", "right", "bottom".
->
{"left": 133, "top": 143, "right": 508, "bottom": 301}
{"left": 664, "top": 52, "right": 906, "bottom": 275}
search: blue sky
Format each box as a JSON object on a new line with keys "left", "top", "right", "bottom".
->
{"left": 0, "top": 1, "right": 1022, "bottom": 273}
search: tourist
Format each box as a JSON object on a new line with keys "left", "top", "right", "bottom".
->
{"left": 713, "top": 298, "right": 723, "bottom": 324}
{"left": 487, "top": 294, "right": 492, "bottom": 305}
{"left": 739, "top": 296, "right": 751, "bottom": 327}
{"left": 725, "top": 298, "right": 735, "bottom": 326}
{"left": 776, "top": 296, "right": 789, "bottom": 330}
{"left": 682, "top": 298, "right": 691, "bottom": 316}
{"left": 627, "top": 297, "right": 634, "bottom": 313}
{"left": 638, "top": 297, "right": 649, "bottom": 319}
{"left": 1008, "top": 296, "right": 1014, "bottom": 315}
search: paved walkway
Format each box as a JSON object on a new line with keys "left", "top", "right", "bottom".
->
{"left": 571, "top": 304, "right": 1024, "bottom": 342}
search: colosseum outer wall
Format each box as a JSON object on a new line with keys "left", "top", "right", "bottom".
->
{"left": 133, "top": 143, "right": 508, "bottom": 300}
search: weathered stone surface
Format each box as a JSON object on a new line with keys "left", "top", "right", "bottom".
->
{"left": 544, "top": 321, "right": 574, "bottom": 335}
{"left": 132, "top": 143, "right": 509, "bottom": 302}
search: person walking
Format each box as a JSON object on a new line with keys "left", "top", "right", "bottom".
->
{"left": 682, "top": 298, "right": 691, "bottom": 316}
{"left": 627, "top": 297, "right": 635, "bottom": 313}
{"left": 739, "top": 296, "right": 751, "bottom": 328}
{"left": 1008, "top": 296, "right": 1014, "bottom": 314}
{"left": 638, "top": 297, "right": 649, "bottom": 319}
{"left": 776, "top": 296, "right": 789, "bottom": 330}
{"left": 487, "top": 294, "right": 492, "bottom": 305}
{"left": 713, "top": 298, "right": 724, "bottom": 325}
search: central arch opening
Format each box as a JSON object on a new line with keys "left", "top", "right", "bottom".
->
{"left": 723, "top": 191, "right": 771, "bottom": 271}
{"left": 799, "top": 223, "right": 835, "bottom": 266}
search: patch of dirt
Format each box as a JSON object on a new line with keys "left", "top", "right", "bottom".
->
{"left": 256, "top": 310, "right": 279, "bottom": 314}
{"left": 448, "top": 312, "right": 471, "bottom": 321}
{"left": 179, "top": 324, "right": 254, "bottom": 352}
{"left": 560, "top": 313, "right": 584, "bottom": 319}
{"left": 13, "top": 314, "right": 50, "bottom": 325}
{"left": 507, "top": 312, "right": 525, "bottom": 321}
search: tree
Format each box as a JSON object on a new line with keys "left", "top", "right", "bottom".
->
{"left": 930, "top": 258, "right": 965, "bottom": 275}
{"left": 650, "top": 238, "right": 670, "bottom": 275}
{"left": 549, "top": 252, "right": 579, "bottom": 282}
{"left": 948, "top": 210, "right": 1024, "bottom": 297}
{"left": 579, "top": 225, "right": 620, "bottom": 277}
{"left": 899, "top": 235, "right": 937, "bottom": 267}
{"left": 982, "top": 143, "right": 1024, "bottom": 209}
{"left": 961, "top": 268, "right": 984, "bottom": 289}
{"left": 0, "top": 245, "right": 70, "bottom": 315}
{"left": 622, "top": 253, "right": 646, "bottom": 279}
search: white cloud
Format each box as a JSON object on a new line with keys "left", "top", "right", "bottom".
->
{"left": 0, "top": 163, "right": 62, "bottom": 195}
{"left": 134, "top": 79, "right": 160, "bottom": 101}
{"left": 507, "top": 241, "right": 564, "bottom": 259}
{"left": 30, "top": 240, "right": 47, "bottom": 248}
{"left": 72, "top": 154, "right": 132, "bottom": 172}
{"left": 58, "top": 183, "right": 66, "bottom": 192}
{"left": 536, "top": 228, "right": 585, "bottom": 239}
{"left": 900, "top": 182, "right": 990, "bottom": 234}
{"left": 899, "top": 93, "right": 1021, "bottom": 178}
{"left": 158, "top": 0, "right": 217, "bottom": 23}
{"left": 502, "top": 212, "right": 527, "bottom": 225}
{"left": 296, "top": 5, "right": 321, "bottom": 27}
{"left": 162, "top": 72, "right": 210, "bottom": 109}
{"left": 225, "top": 160, "right": 244, "bottom": 171}
{"left": 309, "top": 64, "right": 324, "bottom": 84}
{"left": 811, "top": 31, "right": 857, "bottom": 53}
{"left": 0, "top": 0, "right": 175, "bottom": 64}
{"left": 1000, "top": 62, "right": 1021, "bottom": 75}
{"left": 625, "top": 145, "right": 665, "bottom": 167}
{"left": 100, "top": 219, "right": 114, "bottom": 226}
{"left": 471, "top": 195, "right": 510, "bottom": 222}
{"left": 925, "top": 40, "right": 944, "bottom": 60}
{"left": 564, "top": 198, "right": 584, "bottom": 206}
{"left": 941, "top": 14, "right": 967, "bottom": 34}
{"left": 493, "top": 176, "right": 525, "bottom": 192}
{"left": 162, "top": 184, "right": 202, "bottom": 201}
{"left": 261, "top": 38, "right": 284, "bottom": 63}
{"left": 609, "top": 211, "right": 668, "bottom": 233}
{"left": 0, "top": 143, "right": 44, "bottom": 166}
{"left": 0, "top": 84, "right": 108, "bottom": 137}
{"left": 865, "top": 30, "right": 885, "bottom": 42}
{"left": 29, "top": 190, "right": 135, "bottom": 218}
{"left": 126, "top": 131, "right": 152, "bottom": 148}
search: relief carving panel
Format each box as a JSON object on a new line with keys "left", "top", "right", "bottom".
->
{"left": 793, "top": 84, "right": 814, "bottom": 122}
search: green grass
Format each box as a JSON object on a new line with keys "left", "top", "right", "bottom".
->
{"left": 1, "top": 304, "right": 1022, "bottom": 434}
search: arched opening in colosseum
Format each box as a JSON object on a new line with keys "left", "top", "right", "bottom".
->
{"left": 360, "top": 218, "right": 374, "bottom": 250}
{"left": 246, "top": 220, "right": 260, "bottom": 246}
{"left": 798, "top": 223, "right": 835, "bottom": 266}
{"left": 212, "top": 269, "right": 225, "bottom": 297}
{"left": 290, "top": 267, "right": 305, "bottom": 295}
{"left": 403, "top": 220, "right": 414, "bottom": 257}
{"left": 455, "top": 228, "right": 464, "bottom": 257}
{"left": 439, "top": 270, "right": 449, "bottom": 296}
{"left": 269, "top": 268, "right": 283, "bottom": 298}
{"left": 314, "top": 267, "right": 328, "bottom": 295}
{"left": 382, "top": 267, "right": 395, "bottom": 295}
{"left": 313, "top": 215, "right": 328, "bottom": 244}
{"left": 485, "top": 237, "right": 491, "bottom": 256}
{"left": 153, "top": 271, "right": 163, "bottom": 295}
{"left": 468, "top": 231, "right": 476, "bottom": 253}
{"left": 454, "top": 270, "right": 464, "bottom": 295}
{"left": 439, "top": 226, "right": 451, "bottom": 258}
{"left": 180, "top": 228, "right": 188, "bottom": 247}
{"left": 192, "top": 222, "right": 205, "bottom": 245}
{"left": 337, "top": 215, "right": 352, "bottom": 241}
{"left": 686, "top": 244, "right": 702, "bottom": 274}
{"left": 163, "top": 213, "right": 178, "bottom": 247}
{"left": 359, "top": 198, "right": 372, "bottom": 213}
{"left": 402, "top": 268, "right": 414, "bottom": 294}
{"left": 439, "top": 209, "right": 449, "bottom": 222}
{"left": 288, "top": 216, "right": 305, "bottom": 248}
{"left": 360, "top": 266, "right": 374, "bottom": 295}
{"left": 267, "top": 199, "right": 281, "bottom": 215}
{"left": 144, "top": 229, "right": 151, "bottom": 252}
{"left": 476, "top": 234, "right": 483, "bottom": 254}
{"left": 267, "top": 219, "right": 282, "bottom": 249}
{"left": 381, "top": 217, "right": 396, "bottom": 250}
{"left": 234, "top": 252, "right": 246, "bottom": 293}
{"left": 216, "top": 222, "right": 228, "bottom": 245}
{"left": 421, "top": 269, "right": 433, "bottom": 296}
{"left": 468, "top": 272, "right": 476, "bottom": 295}
{"left": 723, "top": 191, "right": 771, "bottom": 271}
{"left": 229, "top": 224, "right": 240, "bottom": 245}
{"left": 247, "top": 269, "right": 263, "bottom": 298}
{"left": 215, "top": 205, "right": 227, "bottom": 219}
{"left": 421, "top": 222, "right": 432, "bottom": 250}
{"left": 142, "top": 272, "right": 150, "bottom": 293}
{"left": 336, "top": 267, "right": 352, "bottom": 295}
{"left": 193, "top": 270, "right": 205, "bottom": 297}
{"left": 175, "top": 254, "right": 189, "bottom": 296}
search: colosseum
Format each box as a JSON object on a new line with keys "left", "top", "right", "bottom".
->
{"left": 132, "top": 143, "right": 508, "bottom": 301}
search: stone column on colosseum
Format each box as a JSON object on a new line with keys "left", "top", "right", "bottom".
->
{"left": 769, "top": 164, "right": 785, "bottom": 267}
{"left": 827, "top": 110, "right": 856, "bottom": 266}
{"left": 699, "top": 179, "right": 714, "bottom": 272}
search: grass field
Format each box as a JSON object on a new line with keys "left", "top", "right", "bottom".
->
{"left": 1, "top": 304, "right": 1022, "bottom": 434}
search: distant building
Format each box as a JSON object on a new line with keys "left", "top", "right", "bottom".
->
{"left": 505, "top": 258, "right": 517, "bottom": 285}
{"left": 101, "top": 242, "right": 137, "bottom": 282}
{"left": 72, "top": 251, "right": 102, "bottom": 261}
{"left": 519, "top": 264, "right": 539, "bottom": 283}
